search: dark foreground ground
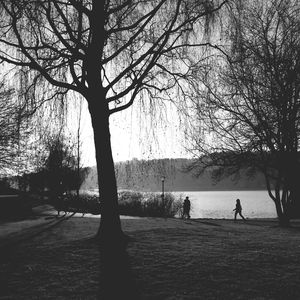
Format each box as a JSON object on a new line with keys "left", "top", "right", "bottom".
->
{"left": 1, "top": 212, "right": 300, "bottom": 299}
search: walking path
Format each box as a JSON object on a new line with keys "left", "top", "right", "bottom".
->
{"left": 0, "top": 205, "right": 74, "bottom": 251}
{"left": 0, "top": 204, "right": 142, "bottom": 250}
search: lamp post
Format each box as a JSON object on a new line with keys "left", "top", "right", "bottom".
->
{"left": 161, "top": 176, "right": 165, "bottom": 200}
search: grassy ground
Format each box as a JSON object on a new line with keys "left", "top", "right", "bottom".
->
{"left": 1, "top": 215, "right": 300, "bottom": 299}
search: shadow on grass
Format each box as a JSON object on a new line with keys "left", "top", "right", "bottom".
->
{"left": 191, "top": 219, "right": 221, "bottom": 227}
{"left": 0, "top": 233, "right": 141, "bottom": 299}
{"left": 98, "top": 242, "right": 141, "bottom": 299}
{"left": 59, "top": 236, "right": 141, "bottom": 299}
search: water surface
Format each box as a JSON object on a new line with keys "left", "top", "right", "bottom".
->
{"left": 173, "top": 190, "right": 276, "bottom": 219}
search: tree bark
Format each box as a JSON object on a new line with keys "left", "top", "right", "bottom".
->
{"left": 274, "top": 197, "right": 290, "bottom": 227}
{"left": 88, "top": 99, "right": 127, "bottom": 248}
{"left": 266, "top": 174, "right": 290, "bottom": 227}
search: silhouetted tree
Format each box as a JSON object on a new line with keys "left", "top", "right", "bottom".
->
{"left": 187, "top": 0, "right": 300, "bottom": 226}
{"left": 0, "top": 0, "right": 228, "bottom": 245}
{"left": 43, "top": 136, "right": 77, "bottom": 200}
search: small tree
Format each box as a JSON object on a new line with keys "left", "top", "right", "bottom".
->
{"left": 43, "top": 135, "right": 77, "bottom": 201}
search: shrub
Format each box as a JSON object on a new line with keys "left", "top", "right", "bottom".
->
{"left": 118, "top": 191, "right": 144, "bottom": 216}
{"left": 144, "top": 193, "right": 182, "bottom": 218}
{"left": 56, "top": 190, "right": 182, "bottom": 218}
{"left": 118, "top": 191, "right": 182, "bottom": 218}
{"left": 59, "top": 193, "right": 101, "bottom": 214}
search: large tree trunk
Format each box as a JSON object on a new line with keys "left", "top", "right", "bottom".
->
{"left": 88, "top": 100, "right": 128, "bottom": 248}
{"left": 85, "top": 1, "right": 129, "bottom": 248}
{"left": 275, "top": 188, "right": 290, "bottom": 227}
{"left": 274, "top": 198, "right": 290, "bottom": 227}
{"left": 266, "top": 174, "right": 290, "bottom": 227}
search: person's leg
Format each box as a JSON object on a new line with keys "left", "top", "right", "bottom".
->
{"left": 234, "top": 211, "right": 237, "bottom": 221}
{"left": 239, "top": 212, "right": 246, "bottom": 221}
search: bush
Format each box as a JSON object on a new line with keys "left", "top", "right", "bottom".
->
{"left": 59, "top": 193, "right": 101, "bottom": 214}
{"left": 55, "top": 190, "right": 182, "bottom": 218}
{"left": 118, "top": 191, "right": 182, "bottom": 218}
{"left": 118, "top": 191, "right": 144, "bottom": 216}
{"left": 145, "top": 193, "right": 182, "bottom": 218}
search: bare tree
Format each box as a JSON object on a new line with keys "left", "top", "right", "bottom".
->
{"left": 0, "top": 0, "right": 228, "bottom": 246}
{"left": 187, "top": 0, "right": 300, "bottom": 226}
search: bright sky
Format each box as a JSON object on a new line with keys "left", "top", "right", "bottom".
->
{"left": 76, "top": 99, "right": 189, "bottom": 167}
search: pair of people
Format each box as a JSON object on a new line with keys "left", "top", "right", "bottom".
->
{"left": 182, "top": 196, "right": 246, "bottom": 221}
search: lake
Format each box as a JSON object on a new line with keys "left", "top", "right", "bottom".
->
{"left": 86, "top": 189, "right": 277, "bottom": 219}
{"left": 173, "top": 190, "right": 277, "bottom": 219}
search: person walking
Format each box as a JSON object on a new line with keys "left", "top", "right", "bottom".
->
{"left": 233, "top": 198, "right": 246, "bottom": 222}
{"left": 182, "top": 196, "right": 191, "bottom": 219}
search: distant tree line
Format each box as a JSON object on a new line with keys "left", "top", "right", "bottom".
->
{"left": 81, "top": 158, "right": 267, "bottom": 192}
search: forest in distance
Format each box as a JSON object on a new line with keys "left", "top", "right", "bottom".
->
{"left": 81, "top": 158, "right": 266, "bottom": 192}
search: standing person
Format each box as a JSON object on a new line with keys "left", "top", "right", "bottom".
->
{"left": 233, "top": 198, "right": 246, "bottom": 222}
{"left": 182, "top": 196, "right": 191, "bottom": 219}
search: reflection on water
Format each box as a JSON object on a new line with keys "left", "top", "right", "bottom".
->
{"left": 173, "top": 190, "right": 277, "bottom": 219}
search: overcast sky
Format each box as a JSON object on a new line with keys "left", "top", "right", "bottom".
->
{"left": 77, "top": 100, "right": 189, "bottom": 167}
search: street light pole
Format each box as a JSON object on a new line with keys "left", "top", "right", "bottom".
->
{"left": 161, "top": 176, "right": 165, "bottom": 200}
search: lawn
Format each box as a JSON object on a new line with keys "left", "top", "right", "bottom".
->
{"left": 1, "top": 216, "right": 300, "bottom": 299}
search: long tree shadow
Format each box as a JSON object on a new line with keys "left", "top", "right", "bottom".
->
{"left": 97, "top": 241, "right": 141, "bottom": 299}
{"left": 0, "top": 232, "right": 141, "bottom": 299}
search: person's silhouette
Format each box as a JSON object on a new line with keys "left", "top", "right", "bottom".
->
{"left": 182, "top": 196, "right": 191, "bottom": 219}
{"left": 233, "top": 198, "right": 246, "bottom": 222}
